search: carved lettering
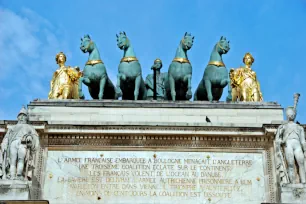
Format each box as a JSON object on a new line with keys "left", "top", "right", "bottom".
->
{"left": 46, "top": 151, "right": 265, "bottom": 203}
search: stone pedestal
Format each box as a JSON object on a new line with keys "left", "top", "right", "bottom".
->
{"left": 281, "top": 184, "right": 306, "bottom": 203}
{"left": 0, "top": 180, "right": 30, "bottom": 200}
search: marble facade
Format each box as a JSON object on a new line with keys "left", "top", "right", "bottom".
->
{"left": 0, "top": 100, "right": 303, "bottom": 203}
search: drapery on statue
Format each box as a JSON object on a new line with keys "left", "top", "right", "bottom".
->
{"left": 145, "top": 58, "right": 167, "bottom": 100}
{"left": 275, "top": 93, "right": 306, "bottom": 185}
{"left": 116, "top": 31, "right": 147, "bottom": 100}
{"left": 78, "top": 35, "right": 117, "bottom": 100}
{"left": 165, "top": 32, "right": 194, "bottom": 101}
{"left": 48, "top": 52, "right": 82, "bottom": 99}
{"left": 229, "top": 52, "right": 263, "bottom": 102}
{"left": 0, "top": 106, "right": 39, "bottom": 180}
{"left": 194, "top": 36, "right": 231, "bottom": 102}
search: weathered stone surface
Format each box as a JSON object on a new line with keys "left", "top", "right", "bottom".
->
{"left": 0, "top": 180, "right": 30, "bottom": 200}
{"left": 28, "top": 100, "right": 283, "bottom": 127}
{"left": 280, "top": 184, "right": 306, "bottom": 203}
{"left": 43, "top": 151, "right": 266, "bottom": 204}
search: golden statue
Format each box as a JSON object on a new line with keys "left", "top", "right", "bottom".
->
{"left": 48, "top": 52, "right": 82, "bottom": 99}
{"left": 229, "top": 52, "right": 263, "bottom": 102}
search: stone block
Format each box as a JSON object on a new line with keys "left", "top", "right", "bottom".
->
{"left": 28, "top": 100, "right": 283, "bottom": 127}
{"left": 0, "top": 180, "right": 30, "bottom": 200}
{"left": 280, "top": 184, "right": 306, "bottom": 203}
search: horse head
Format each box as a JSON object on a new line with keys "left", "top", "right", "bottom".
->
{"left": 181, "top": 32, "right": 194, "bottom": 50}
{"left": 216, "top": 36, "right": 230, "bottom": 54}
{"left": 116, "top": 31, "right": 130, "bottom": 50}
{"left": 80, "top": 34, "right": 94, "bottom": 53}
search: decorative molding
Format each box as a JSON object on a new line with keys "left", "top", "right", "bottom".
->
{"left": 29, "top": 99, "right": 282, "bottom": 109}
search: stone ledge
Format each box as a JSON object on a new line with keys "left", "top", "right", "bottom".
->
{"left": 29, "top": 99, "right": 282, "bottom": 109}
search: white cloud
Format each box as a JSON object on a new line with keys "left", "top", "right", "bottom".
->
{"left": 0, "top": 8, "right": 70, "bottom": 119}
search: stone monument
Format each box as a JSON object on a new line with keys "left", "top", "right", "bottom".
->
{"left": 0, "top": 106, "right": 40, "bottom": 200}
{"left": 0, "top": 33, "right": 305, "bottom": 204}
{"left": 275, "top": 93, "right": 306, "bottom": 203}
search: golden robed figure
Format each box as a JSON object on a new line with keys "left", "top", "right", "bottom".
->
{"left": 229, "top": 52, "right": 263, "bottom": 102}
{"left": 48, "top": 52, "right": 82, "bottom": 99}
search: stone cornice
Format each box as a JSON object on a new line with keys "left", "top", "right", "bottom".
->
{"left": 29, "top": 99, "right": 282, "bottom": 109}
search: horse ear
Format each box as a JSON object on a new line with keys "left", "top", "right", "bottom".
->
{"left": 220, "top": 36, "right": 224, "bottom": 40}
{"left": 84, "top": 34, "right": 91, "bottom": 39}
{"left": 184, "top": 32, "right": 187, "bottom": 36}
{"left": 123, "top": 31, "right": 126, "bottom": 35}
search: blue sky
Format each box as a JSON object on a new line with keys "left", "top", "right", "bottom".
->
{"left": 0, "top": 0, "right": 306, "bottom": 122}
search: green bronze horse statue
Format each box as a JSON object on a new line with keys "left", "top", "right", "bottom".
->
{"left": 116, "top": 32, "right": 147, "bottom": 100}
{"left": 165, "top": 32, "right": 194, "bottom": 101}
{"left": 79, "top": 35, "right": 117, "bottom": 99}
{"left": 194, "top": 36, "right": 232, "bottom": 102}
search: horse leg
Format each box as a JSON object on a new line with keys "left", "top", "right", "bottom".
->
{"left": 98, "top": 74, "right": 106, "bottom": 100}
{"left": 193, "top": 90, "right": 198, "bottom": 101}
{"left": 134, "top": 74, "right": 141, "bottom": 100}
{"left": 78, "top": 77, "right": 85, "bottom": 99}
{"left": 78, "top": 77, "right": 91, "bottom": 99}
{"left": 204, "top": 79, "right": 213, "bottom": 102}
{"left": 169, "top": 74, "right": 176, "bottom": 101}
{"left": 221, "top": 78, "right": 232, "bottom": 102}
{"left": 116, "top": 73, "right": 124, "bottom": 97}
{"left": 116, "top": 73, "right": 126, "bottom": 98}
{"left": 184, "top": 74, "right": 192, "bottom": 100}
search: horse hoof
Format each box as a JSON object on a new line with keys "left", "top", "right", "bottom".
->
{"left": 79, "top": 93, "right": 85, "bottom": 99}
{"left": 186, "top": 91, "right": 192, "bottom": 100}
{"left": 226, "top": 96, "right": 232, "bottom": 102}
{"left": 208, "top": 95, "right": 213, "bottom": 102}
{"left": 98, "top": 93, "right": 103, "bottom": 100}
{"left": 115, "top": 88, "right": 122, "bottom": 97}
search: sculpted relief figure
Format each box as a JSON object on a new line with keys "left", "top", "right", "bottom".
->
{"left": 48, "top": 52, "right": 82, "bottom": 99}
{"left": 145, "top": 59, "right": 167, "bottom": 100}
{"left": 275, "top": 93, "right": 306, "bottom": 185}
{"left": 230, "top": 52, "right": 263, "bottom": 102}
{"left": 0, "top": 106, "right": 39, "bottom": 180}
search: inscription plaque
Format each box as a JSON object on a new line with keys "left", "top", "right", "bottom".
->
{"left": 43, "top": 151, "right": 267, "bottom": 204}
